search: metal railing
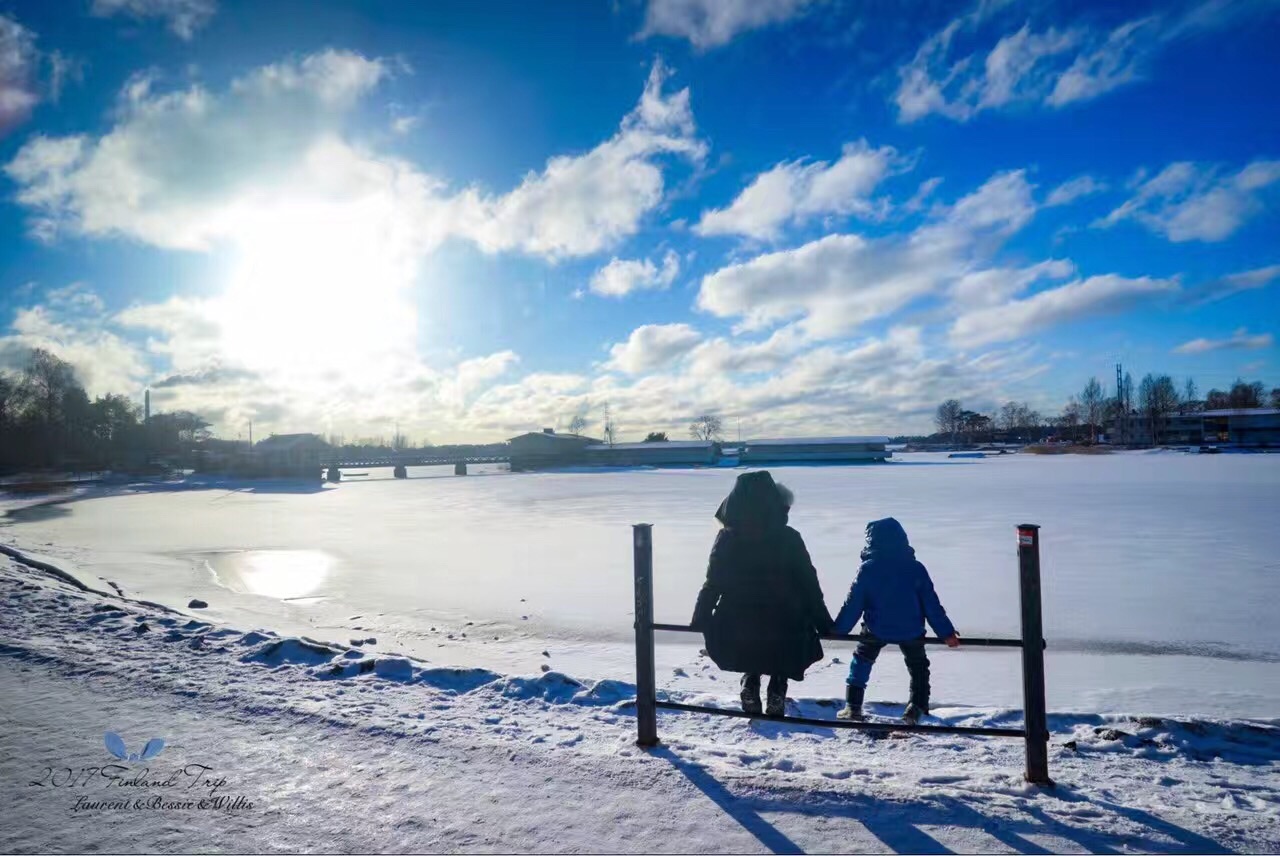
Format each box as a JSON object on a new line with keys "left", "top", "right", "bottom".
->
{"left": 631, "top": 523, "right": 1053, "bottom": 786}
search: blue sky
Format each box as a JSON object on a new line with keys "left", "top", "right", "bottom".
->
{"left": 0, "top": 0, "right": 1277, "bottom": 442}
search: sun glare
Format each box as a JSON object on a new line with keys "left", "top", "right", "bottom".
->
{"left": 217, "top": 200, "right": 418, "bottom": 385}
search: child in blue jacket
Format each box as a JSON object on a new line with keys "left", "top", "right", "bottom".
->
{"left": 832, "top": 517, "right": 960, "bottom": 723}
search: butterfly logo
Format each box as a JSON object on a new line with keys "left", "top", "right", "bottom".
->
{"left": 105, "top": 732, "right": 165, "bottom": 762}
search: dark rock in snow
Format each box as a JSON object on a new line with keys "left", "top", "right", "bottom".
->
{"left": 350, "top": 639, "right": 365, "bottom": 646}
{"left": 1094, "top": 728, "right": 1132, "bottom": 741}
{"left": 364, "top": 637, "right": 376, "bottom": 645}
{"left": 134, "top": 622, "right": 150, "bottom": 634}
{"left": 1137, "top": 716, "right": 1164, "bottom": 729}
{"left": 542, "top": 650, "right": 550, "bottom": 657}
{"left": 540, "top": 664, "right": 551, "bottom": 673}
{"left": 1064, "top": 740, "right": 1078, "bottom": 751}
{"left": 188, "top": 599, "right": 208, "bottom": 609}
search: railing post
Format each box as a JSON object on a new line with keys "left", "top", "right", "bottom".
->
{"left": 1017, "top": 524, "right": 1053, "bottom": 786}
{"left": 633, "top": 523, "right": 659, "bottom": 747}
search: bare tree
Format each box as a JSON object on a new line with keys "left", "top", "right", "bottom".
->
{"left": 644, "top": 431, "right": 668, "bottom": 442}
{"left": 1080, "top": 377, "right": 1105, "bottom": 443}
{"left": 934, "top": 399, "right": 962, "bottom": 447}
{"left": 1228, "top": 378, "right": 1265, "bottom": 409}
{"left": 1059, "top": 398, "right": 1082, "bottom": 441}
{"left": 1271, "top": 388, "right": 1280, "bottom": 410}
{"left": 1182, "top": 377, "right": 1199, "bottom": 412}
{"left": 567, "top": 413, "right": 588, "bottom": 435}
{"left": 1138, "top": 374, "right": 1180, "bottom": 445}
{"left": 689, "top": 414, "right": 724, "bottom": 442}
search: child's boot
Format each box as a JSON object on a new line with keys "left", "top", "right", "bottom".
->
{"left": 902, "top": 701, "right": 927, "bottom": 725}
{"left": 837, "top": 685, "right": 865, "bottom": 720}
{"left": 739, "top": 673, "right": 762, "bottom": 715}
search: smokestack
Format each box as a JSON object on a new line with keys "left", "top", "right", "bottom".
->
{"left": 144, "top": 389, "right": 151, "bottom": 425}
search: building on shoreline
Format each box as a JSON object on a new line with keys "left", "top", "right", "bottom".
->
{"left": 584, "top": 440, "right": 719, "bottom": 467}
{"left": 738, "top": 436, "right": 892, "bottom": 464}
{"left": 251, "top": 433, "right": 329, "bottom": 477}
{"left": 508, "top": 429, "right": 603, "bottom": 471}
{"left": 1106, "top": 409, "right": 1280, "bottom": 447}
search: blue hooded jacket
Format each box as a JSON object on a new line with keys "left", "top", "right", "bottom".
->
{"left": 833, "top": 518, "right": 956, "bottom": 643}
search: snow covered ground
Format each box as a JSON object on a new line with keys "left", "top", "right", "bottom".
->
{"left": 1, "top": 542, "right": 1278, "bottom": 853}
{"left": 1, "top": 452, "right": 1278, "bottom": 852}
{"left": 2, "top": 452, "right": 1278, "bottom": 717}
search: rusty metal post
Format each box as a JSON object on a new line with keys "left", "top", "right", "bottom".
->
{"left": 1018, "top": 524, "right": 1053, "bottom": 786}
{"left": 633, "top": 523, "right": 658, "bottom": 747}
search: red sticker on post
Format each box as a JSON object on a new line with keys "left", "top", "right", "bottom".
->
{"left": 1018, "top": 531, "right": 1034, "bottom": 546}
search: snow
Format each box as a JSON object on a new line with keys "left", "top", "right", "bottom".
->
{"left": 1, "top": 547, "right": 1277, "bottom": 853}
{"left": 3, "top": 453, "right": 1278, "bottom": 719}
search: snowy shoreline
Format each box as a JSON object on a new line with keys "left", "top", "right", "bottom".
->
{"left": 2, "top": 539, "right": 1279, "bottom": 852}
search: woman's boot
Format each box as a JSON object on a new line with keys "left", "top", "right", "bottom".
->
{"left": 765, "top": 675, "right": 788, "bottom": 716}
{"left": 837, "top": 685, "right": 865, "bottom": 720}
{"left": 739, "top": 673, "right": 762, "bottom": 715}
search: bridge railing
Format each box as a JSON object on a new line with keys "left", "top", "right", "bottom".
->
{"left": 631, "top": 522, "right": 1053, "bottom": 786}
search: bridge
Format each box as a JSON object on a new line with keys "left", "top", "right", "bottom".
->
{"left": 318, "top": 451, "right": 510, "bottom": 481}
{"left": 321, "top": 453, "right": 509, "bottom": 468}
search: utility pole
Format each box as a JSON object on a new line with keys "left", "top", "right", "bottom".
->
{"left": 1115, "top": 362, "right": 1124, "bottom": 446}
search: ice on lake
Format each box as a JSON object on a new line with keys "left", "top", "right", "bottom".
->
{"left": 3, "top": 452, "right": 1278, "bottom": 718}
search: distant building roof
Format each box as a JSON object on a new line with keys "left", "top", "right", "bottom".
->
{"left": 254, "top": 433, "right": 327, "bottom": 450}
{"left": 507, "top": 431, "right": 602, "bottom": 443}
{"left": 745, "top": 436, "right": 890, "bottom": 446}
{"left": 585, "top": 441, "right": 715, "bottom": 451}
{"left": 1197, "top": 408, "right": 1280, "bottom": 417}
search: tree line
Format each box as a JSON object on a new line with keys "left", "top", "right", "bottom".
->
{"left": 0, "top": 348, "right": 211, "bottom": 474}
{"left": 934, "top": 374, "right": 1280, "bottom": 447}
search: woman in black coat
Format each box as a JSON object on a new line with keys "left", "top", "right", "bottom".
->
{"left": 691, "top": 470, "right": 834, "bottom": 716}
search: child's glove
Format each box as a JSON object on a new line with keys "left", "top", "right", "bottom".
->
{"left": 944, "top": 633, "right": 961, "bottom": 648}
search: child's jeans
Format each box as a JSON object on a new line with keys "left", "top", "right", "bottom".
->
{"left": 846, "top": 631, "right": 932, "bottom": 710}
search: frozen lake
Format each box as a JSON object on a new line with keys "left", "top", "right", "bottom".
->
{"left": 3, "top": 452, "right": 1278, "bottom": 718}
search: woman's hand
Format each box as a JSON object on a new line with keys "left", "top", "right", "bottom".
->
{"left": 944, "top": 633, "right": 961, "bottom": 648}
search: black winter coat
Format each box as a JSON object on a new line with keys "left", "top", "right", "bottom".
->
{"left": 690, "top": 471, "right": 834, "bottom": 681}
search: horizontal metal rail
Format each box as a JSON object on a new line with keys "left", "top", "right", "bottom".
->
{"left": 650, "top": 622, "right": 1027, "bottom": 649}
{"left": 655, "top": 700, "right": 1024, "bottom": 738}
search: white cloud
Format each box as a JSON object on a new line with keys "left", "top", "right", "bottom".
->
{"left": 1096, "top": 159, "right": 1280, "bottom": 242}
{"left": 91, "top": 0, "right": 218, "bottom": 40}
{"left": 605, "top": 323, "right": 702, "bottom": 374}
{"left": 1046, "top": 174, "right": 1107, "bottom": 206}
{"left": 638, "top": 0, "right": 816, "bottom": 49}
{"left": 5, "top": 50, "right": 398, "bottom": 250}
{"left": 696, "top": 170, "right": 1039, "bottom": 339}
{"left": 0, "top": 14, "right": 38, "bottom": 134}
{"left": 895, "top": 1, "right": 1269, "bottom": 122}
{"left": 1173, "top": 328, "right": 1273, "bottom": 355}
{"left": 5, "top": 53, "right": 698, "bottom": 263}
{"left": 0, "top": 301, "right": 148, "bottom": 397}
{"left": 390, "top": 115, "right": 419, "bottom": 136}
{"left": 950, "top": 274, "right": 1179, "bottom": 348}
{"left": 1197, "top": 264, "right": 1280, "bottom": 304}
{"left": 948, "top": 259, "right": 1075, "bottom": 308}
{"left": 589, "top": 251, "right": 679, "bottom": 297}
{"left": 695, "top": 140, "right": 902, "bottom": 240}
{"left": 452, "top": 61, "right": 705, "bottom": 258}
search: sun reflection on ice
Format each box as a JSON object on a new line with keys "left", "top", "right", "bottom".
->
{"left": 204, "top": 549, "right": 336, "bottom": 600}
